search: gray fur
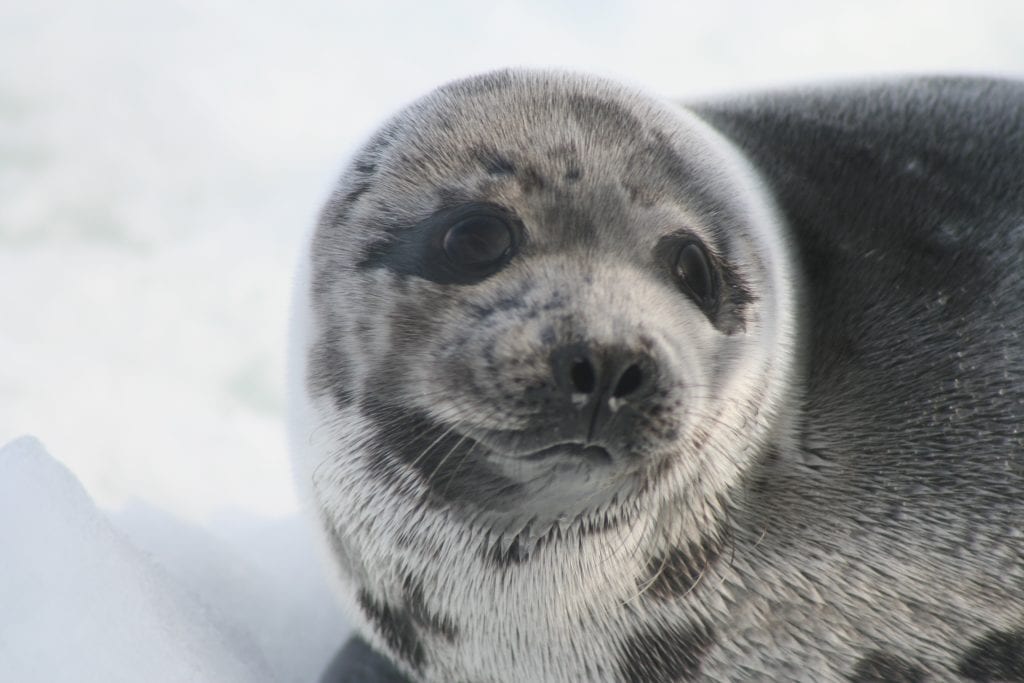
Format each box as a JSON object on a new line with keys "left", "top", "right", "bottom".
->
{"left": 290, "top": 70, "right": 1024, "bottom": 682}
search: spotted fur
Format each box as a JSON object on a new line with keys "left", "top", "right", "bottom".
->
{"left": 957, "top": 629, "right": 1024, "bottom": 681}
{"left": 290, "top": 71, "right": 1024, "bottom": 681}
{"left": 848, "top": 652, "right": 926, "bottom": 682}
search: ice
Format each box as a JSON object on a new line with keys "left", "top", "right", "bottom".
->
{"left": 112, "top": 504, "right": 351, "bottom": 682}
{"left": 0, "top": 436, "right": 285, "bottom": 683}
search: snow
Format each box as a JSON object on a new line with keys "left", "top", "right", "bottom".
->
{"left": 111, "top": 504, "right": 351, "bottom": 682}
{"left": 1, "top": 1, "right": 1023, "bottom": 680}
{"left": 0, "top": 436, "right": 275, "bottom": 682}
{"left": 0, "top": 436, "right": 348, "bottom": 682}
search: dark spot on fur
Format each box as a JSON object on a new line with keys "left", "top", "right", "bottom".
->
{"left": 473, "top": 147, "right": 517, "bottom": 176}
{"left": 436, "top": 186, "right": 475, "bottom": 208}
{"left": 472, "top": 280, "right": 534, "bottom": 319}
{"left": 540, "top": 325, "right": 557, "bottom": 347}
{"left": 481, "top": 525, "right": 592, "bottom": 568}
{"left": 622, "top": 181, "right": 656, "bottom": 207}
{"left": 318, "top": 176, "right": 374, "bottom": 235}
{"left": 356, "top": 239, "right": 393, "bottom": 273}
{"left": 958, "top": 629, "right": 1024, "bottom": 681}
{"left": 403, "top": 575, "right": 458, "bottom": 641}
{"left": 747, "top": 446, "right": 782, "bottom": 496}
{"left": 644, "top": 129, "right": 697, "bottom": 190}
{"left": 354, "top": 160, "right": 377, "bottom": 175}
{"left": 306, "top": 329, "right": 355, "bottom": 408}
{"left": 490, "top": 295, "right": 527, "bottom": 313}
{"left": 639, "top": 536, "right": 721, "bottom": 600}
{"left": 317, "top": 123, "right": 395, "bottom": 231}
{"left": 545, "top": 142, "right": 582, "bottom": 183}
{"left": 357, "top": 590, "right": 425, "bottom": 671}
{"left": 517, "top": 166, "right": 547, "bottom": 193}
{"left": 567, "top": 93, "right": 643, "bottom": 140}
{"left": 485, "top": 534, "right": 532, "bottom": 567}
{"left": 618, "top": 618, "right": 714, "bottom": 682}
{"left": 578, "top": 511, "right": 631, "bottom": 536}
{"left": 343, "top": 180, "right": 372, "bottom": 212}
{"left": 361, "top": 125, "right": 396, "bottom": 159}
{"left": 360, "top": 396, "right": 524, "bottom": 510}
{"left": 849, "top": 652, "right": 926, "bottom": 682}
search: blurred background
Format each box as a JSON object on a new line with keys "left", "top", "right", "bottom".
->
{"left": 2, "top": 0, "right": 1022, "bottom": 679}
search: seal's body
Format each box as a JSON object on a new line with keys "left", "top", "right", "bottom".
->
{"left": 290, "top": 72, "right": 1024, "bottom": 682}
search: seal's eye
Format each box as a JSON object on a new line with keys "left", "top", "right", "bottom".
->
{"left": 443, "top": 215, "right": 513, "bottom": 273}
{"left": 673, "top": 241, "right": 717, "bottom": 310}
{"left": 357, "top": 201, "right": 520, "bottom": 285}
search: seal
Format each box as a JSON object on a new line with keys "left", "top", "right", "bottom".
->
{"left": 289, "top": 70, "right": 1024, "bottom": 682}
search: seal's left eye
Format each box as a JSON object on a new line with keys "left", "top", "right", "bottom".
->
{"left": 673, "top": 240, "right": 717, "bottom": 311}
{"left": 443, "top": 215, "right": 513, "bottom": 272}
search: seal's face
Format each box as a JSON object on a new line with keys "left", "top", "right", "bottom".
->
{"left": 293, "top": 70, "right": 799, "bottom": 681}
{"left": 303, "top": 71, "right": 795, "bottom": 543}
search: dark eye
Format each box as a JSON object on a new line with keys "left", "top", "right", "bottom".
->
{"left": 673, "top": 241, "right": 716, "bottom": 309}
{"left": 358, "top": 202, "right": 520, "bottom": 285}
{"left": 443, "top": 214, "right": 513, "bottom": 272}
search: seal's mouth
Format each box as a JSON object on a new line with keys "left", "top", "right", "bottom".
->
{"left": 521, "top": 442, "right": 614, "bottom": 465}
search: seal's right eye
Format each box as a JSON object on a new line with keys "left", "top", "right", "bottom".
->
{"left": 357, "top": 202, "right": 521, "bottom": 285}
{"left": 443, "top": 214, "right": 513, "bottom": 274}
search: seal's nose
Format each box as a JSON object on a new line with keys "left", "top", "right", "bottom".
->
{"left": 554, "top": 345, "right": 648, "bottom": 399}
{"left": 550, "top": 343, "right": 656, "bottom": 440}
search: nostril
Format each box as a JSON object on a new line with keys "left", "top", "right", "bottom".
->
{"left": 570, "top": 357, "right": 596, "bottom": 394}
{"left": 612, "top": 363, "right": 643, "bottom": 398}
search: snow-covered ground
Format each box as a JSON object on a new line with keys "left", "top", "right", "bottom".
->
{"left": 2, "top": 1, "right": 1022, "bottom": 680}
{"left": 0, "top": 437, "right": 276, "bottom": 682}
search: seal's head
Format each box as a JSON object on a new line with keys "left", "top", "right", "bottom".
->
{"left": 290, "top": 68, "right": 797, "bottom": 677}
